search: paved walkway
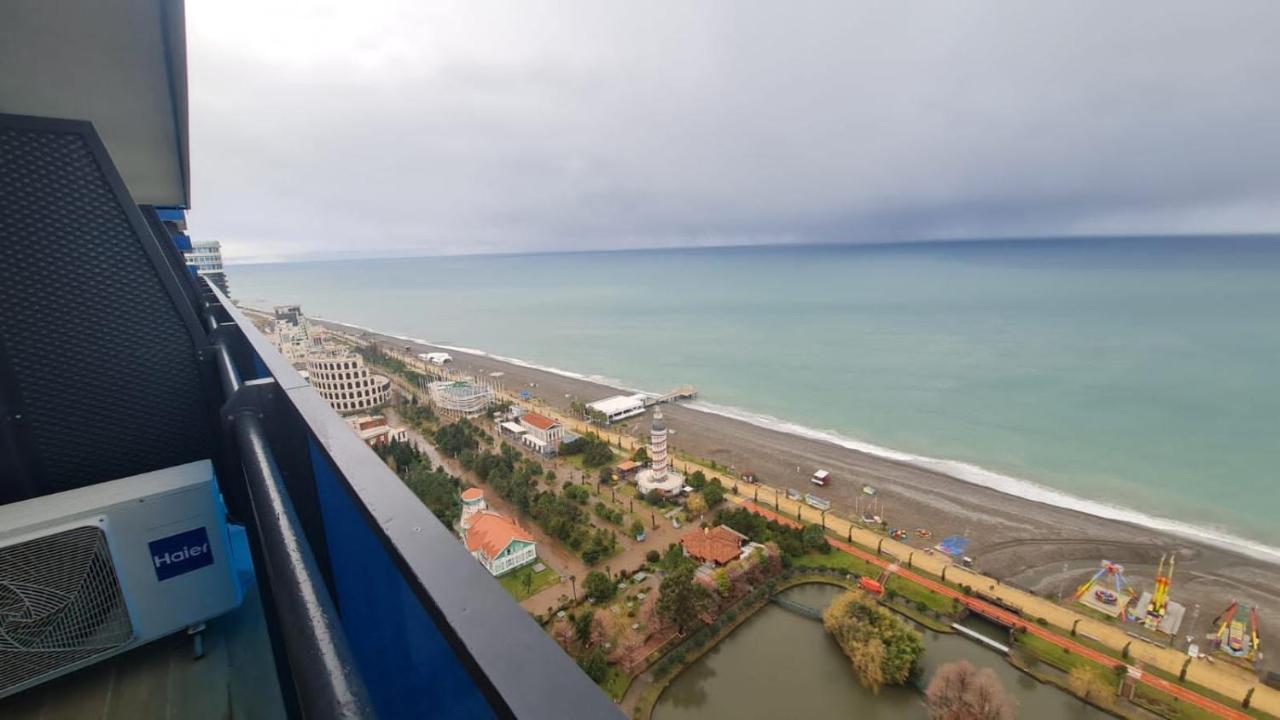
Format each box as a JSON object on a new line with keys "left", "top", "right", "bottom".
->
{"left": 385, "top": 408, "right": 583, "bottom": 612}
{"left": 745, "top": 500, "right": 1268, "bottom": 720}
{"left": 368, "top": 340, "right": 1280, "bottom": 716}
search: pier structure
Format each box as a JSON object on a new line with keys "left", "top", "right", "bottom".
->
{"left": 644, "top": 384, "right": 698, "bottom": 406}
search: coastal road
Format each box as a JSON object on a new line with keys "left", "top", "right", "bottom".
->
{"left": 744, "top": 500, "right": 1262, "bottom": 720}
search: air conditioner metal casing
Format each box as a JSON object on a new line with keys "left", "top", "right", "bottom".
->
{"left": 0, "top": 460, "right": 242, "bottom": 698}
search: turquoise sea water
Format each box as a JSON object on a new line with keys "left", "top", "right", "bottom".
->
{"left": 228, "top": 237, "right": 1280, "bottom": 558}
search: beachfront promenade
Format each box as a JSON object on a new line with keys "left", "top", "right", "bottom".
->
{"left": 747, "top": 501, "right": 1260, "bottom": 720}
{"left": 357, "top": 336, "right": 1280, "bottom": 718}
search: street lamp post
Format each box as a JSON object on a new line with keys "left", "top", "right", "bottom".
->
{"left": 569, "top": 575, "right": 577, "bottom": 602}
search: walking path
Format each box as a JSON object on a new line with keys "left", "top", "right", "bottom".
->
{"left": 385, "top": 408, "right": 582, "bottom": 612}
{"left": 366, "top": 338, "right": 1279, "bottom": 717}
{"left": 744, "top": 500, "right": 1265, "bottom": 720}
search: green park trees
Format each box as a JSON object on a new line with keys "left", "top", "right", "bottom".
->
{"left": 583, "top": 570, "right": 616, "bottom": 603}
{"left": 823, "top": 591, "right": 924, "bottom": 693}
{"left": 373, "top": 439, "right": 462, "bottom": 529}
{"left": 702, "top": 480, "right": 726, "bottom": 508}
{"left": 657, "top": 563, "right": 713, "bottom": 634}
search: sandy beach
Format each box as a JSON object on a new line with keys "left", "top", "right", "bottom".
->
{"left": 317, "top": 317, "right": 1280, "bottom": 674}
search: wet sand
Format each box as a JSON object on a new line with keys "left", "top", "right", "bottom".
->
{"left": 319, "top": 317, "right": 1280, "bottom": 673}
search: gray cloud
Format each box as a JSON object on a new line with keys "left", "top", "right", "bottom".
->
{"left": 186, "top": 1, "right": 1280, "bottom": 262}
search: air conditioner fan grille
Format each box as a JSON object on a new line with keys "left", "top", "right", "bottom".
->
{"left": 0, "top": 525, "right": 133, "bottom": 692}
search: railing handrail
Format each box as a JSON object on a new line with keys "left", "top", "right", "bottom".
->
{"left": 232, "top": 409, "right": 374, "bottom": 719}
{"left": 207, "top": 292, "right": 374, "bottom": 719}
{"left": 204, "top": 284, "right": 622, "bottom": 719}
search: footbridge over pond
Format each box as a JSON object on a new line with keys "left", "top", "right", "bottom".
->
{"left": 770, "top": 596, "right": 824, "bottom": 620}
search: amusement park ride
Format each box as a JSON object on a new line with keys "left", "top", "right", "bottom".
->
{"left": 1141, "top": 553, "right": 1177, "bottom": 631}
{"left": 1073, "top": 556, "right": 1188, "bottom": 636}
{"left": 1070, "top": 555, "right": 1264, "bottom": 662}
{"left": 1213, "top": 601, "right": 1262, "bottom": 662}
{"left": 1074, "top": 560, "right": 1140, "bottom": 618}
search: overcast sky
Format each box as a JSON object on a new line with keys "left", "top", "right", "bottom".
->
{"left": 187, "top": 1, "right": 1280, "bottom": 263}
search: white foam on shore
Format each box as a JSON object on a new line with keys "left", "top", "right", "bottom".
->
{"left": 687, "top": 399, "right": 1280, "bottom": 565}
{"left": 316, "top": 313, "right": 1280, "bottom": 566}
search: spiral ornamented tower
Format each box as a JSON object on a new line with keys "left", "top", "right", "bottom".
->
{"left": 650, "top": 408, "right": 669, "bottom": 481}
{"left": 636, "top": 406, "right": 683, "bottom": 496}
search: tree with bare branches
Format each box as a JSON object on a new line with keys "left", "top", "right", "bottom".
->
{"left": 924, "top": 660, "right": 1015, "bottom": 720}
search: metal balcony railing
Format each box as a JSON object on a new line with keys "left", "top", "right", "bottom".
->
{"left": 199, "top": 283, "right": 620, "bottom": 719}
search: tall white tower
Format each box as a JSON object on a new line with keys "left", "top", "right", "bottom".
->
{"left": 650, "top": 407, "right": 669, "bottom": 481}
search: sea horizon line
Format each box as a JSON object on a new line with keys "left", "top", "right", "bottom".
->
{"left": 222, "top": 231, "right": 1280, "bottom": 267}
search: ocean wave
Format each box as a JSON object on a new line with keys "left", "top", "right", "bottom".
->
{"left": 688, "top": 399, "right": 1280, "bottom": 565}
{"left": 315, "top": 313, "right": 1280, "bottom": 565}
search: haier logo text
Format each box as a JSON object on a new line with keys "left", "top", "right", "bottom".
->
{"left": 149, "top": 527, "right": 214, "bottom": 581}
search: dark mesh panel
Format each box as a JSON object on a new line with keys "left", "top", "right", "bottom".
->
{"left": 0, "top": 123, "right": 212, "bottom": 496}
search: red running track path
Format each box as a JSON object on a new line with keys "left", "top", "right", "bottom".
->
{"left": 742, "top": 501, "right": 1250, "bottom": 720}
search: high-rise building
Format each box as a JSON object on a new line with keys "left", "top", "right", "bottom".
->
{"left": 182, "top": 238, "right": 229, "bottom": 295}
{"left": 270, "top": 305, "right": 323, "bottom": 366}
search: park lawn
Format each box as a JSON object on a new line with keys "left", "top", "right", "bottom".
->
{"left": 498, "top": 559, "right": 561, "bottom": 602}
{"left": 1017, "top": 632, "right": 1118, "bottom": 679}
{"left": 562, "top": 450, "right": 620, "bottom": 473}
{"left": 599, "top": 665, "right": 632, "bottom": 700}
{"left": 884, "top": 574, "right": 955, "bottom": 616}
{"left": 1132, "top": 685, "right": 1230, "bottom": 720}
{"left": 791, "top": 551, "right": 884, "bottom": 581}
{"left": 1030, "top": 619, "right": 1272, "bottom": 720}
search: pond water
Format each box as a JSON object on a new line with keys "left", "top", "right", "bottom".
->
{"left": 653, "top": 584, "right": 1105, "bottom": 720}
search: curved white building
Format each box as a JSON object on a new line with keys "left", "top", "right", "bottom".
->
{"left": 306, "top": 350, "right": 392, "bottom": 414}
{"left": 428, "top": 379, "right": 494, "bottom": 416}
{"left": 636, "top": 408, "right": 684, "bottom": 496}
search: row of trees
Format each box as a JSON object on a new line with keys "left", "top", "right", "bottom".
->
{"left": 713, "top": 507, "right": 831, "bottom": 558}
{"left": 373, "top": 439, "right": 463, "bottom": 528}
{"left": 433, "top": 418, "right": 486, "bottom": 457}
{"left": 440, "top": 423, "right": 620, "bottom": 565}
{"left": 397, "top": 395, "right": 436, "bottom": 428}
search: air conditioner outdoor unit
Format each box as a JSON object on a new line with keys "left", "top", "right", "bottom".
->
{"left": 0, "top": 460, "right": 242, "bottom": 699}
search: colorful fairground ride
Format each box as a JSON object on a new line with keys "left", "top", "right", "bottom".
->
{"left": 1074, "top": 560, "right": 1141, "bottom": 619}
{"left": 1137, "top": 553, "right": 1186, "bottom": 635}
{"left": 1212, "top": 601, "right": 1262, "bottom": 662}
